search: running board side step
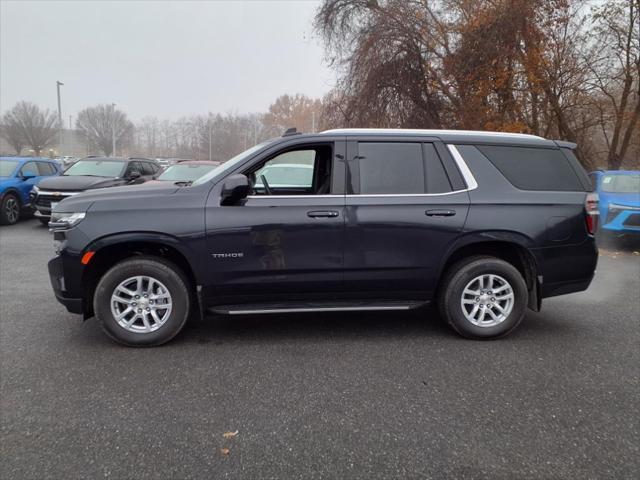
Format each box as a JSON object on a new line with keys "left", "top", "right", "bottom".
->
{"left": 207, "top": 300, "right": 428, "bottom": 315}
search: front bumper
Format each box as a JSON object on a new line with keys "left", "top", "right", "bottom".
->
{"left": 602, "top": 206, "right": 640, "bottom": 233}
{"left": 48, "top": 254, "right": 84, "bottom": 314}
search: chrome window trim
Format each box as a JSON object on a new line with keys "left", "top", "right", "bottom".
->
{"left": 346, "top": 190, "right": 468, "bottom": 198}
{"left": 446, "top": 144, "right": 478, "bottom": 191}
{"left": 246, "top": 194, "right": 343, "bottom": 199}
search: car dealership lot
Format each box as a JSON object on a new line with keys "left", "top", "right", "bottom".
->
{"left": 1, "top": 220, "right": 638, "bottom": 479}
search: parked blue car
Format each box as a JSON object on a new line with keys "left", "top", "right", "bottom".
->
{"left": 0, "top": 157, "right": 62, "bottom": 225}
{"left": 589, "top": 170, "right": 640, "bottom": 237}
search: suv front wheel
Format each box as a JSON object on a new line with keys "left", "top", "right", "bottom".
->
{"left": 439, "top": 256, "right": 528, "bottom": 339}
{"left": 94, "top": 256, "right": 191, "bottom": 346}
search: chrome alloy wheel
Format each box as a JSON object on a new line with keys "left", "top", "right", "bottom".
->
{"left": 461, "top": 274, "right": 514, "bottom": 327}
{"left": 5, "top": 197, "right": 19, "bottom": 223}
{"left": 110, "top": 276, "right": 173, "bottom": 333}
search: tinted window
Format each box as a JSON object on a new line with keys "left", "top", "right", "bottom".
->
{"left": 477, "top": 145, "right": 584, "bottom": 191}
{"left": 126, "top": 161, "right": 143, "bottom": 176}
{"left": 141, "top": 162, "right": 155, "bottom": 176}
{"left": 37, "top": 162, "right": 55, "bottom": 175}
{"left": 20, "top": 162, "right": 39, "bottom": 176}
{"left": 559, "top": 148, "right": 593, "bottom": 191}
{"left": 358, "top": 142, "right": 424, "bottom": 194}
{"left": 424, "top": 143, "right": 452, "bottom": 193}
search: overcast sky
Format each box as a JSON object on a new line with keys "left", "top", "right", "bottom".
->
{"left": 0, "top": 0, "right": 336, "bottom": 122}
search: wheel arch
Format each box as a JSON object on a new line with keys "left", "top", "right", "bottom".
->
{"left": 81, "top": 232, "right": 199, "bottom": 318}
{"left": 437, "top": 233, "right": 541, "bottom": 311}
{"left": 1, "top": 187, "right": 23, "bottom": 204}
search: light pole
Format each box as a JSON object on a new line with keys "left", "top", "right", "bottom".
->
{"left": 56, "top": 81, "right": 64, "bottom": 155}
{"left": 208, "top": 113, "right": 213, "bottom": 162}
{"left": 111, "top": 103, "right": 116, "bottom": 157}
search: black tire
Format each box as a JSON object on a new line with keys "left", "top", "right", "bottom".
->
{"left": 438, "top": 255, "right": 528, "bottom": 339}
{"left": 38, "top": 217, "right": 50, "bottom": 226}
{"left": 93, "top": 256, "right": 192, "bottom": 347}
{"left": 0, "top": 193, "right": 21, "bottom": 225}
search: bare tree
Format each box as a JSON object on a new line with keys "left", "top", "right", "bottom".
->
{"left": 314, "top": 0, "right": 638, "bottom": 169}
{"left": 76, "top": 104, "right": 134, "bottom": 156}
{"left": 0, "top": 118, "right": 25, "bottom": 154}
{"left": 263, "top": 94, "right": 323, "bottom": 134}
{"left": 588, "top": 0, "right": 640, "bottom": 169}
{"left": 1, "top": 101, "right": 58, "bottom": 155}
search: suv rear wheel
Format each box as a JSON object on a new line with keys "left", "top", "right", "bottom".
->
{"left": 94, "top": 256, "right": 191, "bottom": 346}
{"left": 439, "top": 256, "right": 528, "bottom": 339}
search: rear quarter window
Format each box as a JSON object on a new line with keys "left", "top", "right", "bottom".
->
{"left": 477, "top": 145, "right": 585, "bottom": 191}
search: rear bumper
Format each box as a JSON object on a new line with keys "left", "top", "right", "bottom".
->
{"left": 532, "top": 238, "right": 598, "bottom": 299}
{"left": 48, "top": 254, "right": 84, "bottom": 314}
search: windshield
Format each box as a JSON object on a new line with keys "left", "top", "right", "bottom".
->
{"left": 64, "top": 160, "right": 124, "bottom": 177}
{"left": 601, "top": 174, "right": 640, "bottom": 194}
{"left": 158, "top": 163, "right": 217, "bottom": 182}
{"left": 0, "top": 160, "right": 19, "bottom": 177}
{"left": 192, "top": 143, "right": 269, "bottom": 186}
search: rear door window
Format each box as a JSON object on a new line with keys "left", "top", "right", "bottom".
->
{"left": 36, "top": 162, "right": 55, "bottom": 175}
{"left": 126, "top": 161, "right": 143, "bottom": 176}
{"left": 357, "top": 142, "right": 425, "bottom": 194}
{"left": 20, "top": 162, "right": 39, "bottom": 177}
{"left": 423, "top": 143, "right": 452, "bottom": 193}
{"left": 355, "top": 142, "right": 453, "bottom": 194}
{"left": 477, "top": 145, "right": 584, "bottom": 191}
{"left": 141, "top": 162, "right": 156, "bottom": 176}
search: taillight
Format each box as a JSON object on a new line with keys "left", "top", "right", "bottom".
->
{"left": 585, "top": 192, "right": 599, "bottom": 235}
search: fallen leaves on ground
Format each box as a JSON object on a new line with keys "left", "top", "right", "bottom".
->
{"left": 223, "top": 430, "right": 239, "bottom": 438}
{"left": 220, "top": 448, "right": 230, "bottom": 455}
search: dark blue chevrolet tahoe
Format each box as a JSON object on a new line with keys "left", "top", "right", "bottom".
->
{"left": 47, "top": 129, "right": 598, "bottom": 346}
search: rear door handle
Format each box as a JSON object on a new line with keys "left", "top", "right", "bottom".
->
{"left": 307, "top": 210, "right": 339, "bottom": 218}
{"left": 425, "top": 209, "right": 456, "bottom": 217}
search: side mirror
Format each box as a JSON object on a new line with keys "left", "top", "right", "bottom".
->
{"left": 221, "top": 174, "right": 250, "bottom": 206}
{"left": 20, "top": 174, "right": 36, "bottom": 181}
{"left": 127, "top": 171, "right": 141, "bottom": 181}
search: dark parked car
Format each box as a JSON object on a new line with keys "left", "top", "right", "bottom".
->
{"left": 47, "top": 128, "right": 598, "bottom": 346}
{"left": 33, "top": 157, "right": 161, "bottom": 224}
{"left": 0, "top": 157, "right": 62, "bottom": 225}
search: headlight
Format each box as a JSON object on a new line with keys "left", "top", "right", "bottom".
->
{"left": 49, "top": 212, "right": 86, "bottom": 230}
{"left": 32, "top": 185, "right": 40, "bottom": 193}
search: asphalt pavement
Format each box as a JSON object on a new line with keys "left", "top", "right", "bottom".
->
{"left": 1, "top": 219, "right": 639, "bottom": 479}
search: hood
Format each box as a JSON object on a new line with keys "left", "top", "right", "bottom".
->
{"left": 55, "top": 183, "right": 181, "bottom": 213}
{"left": 38, "top": 175, "right": 122, "bottom": 191}
{"left": 600, "top": 191, "right": 640, "bottom": 208}
{"left": 140, "top": 179, "right": 170, "bottom": 186}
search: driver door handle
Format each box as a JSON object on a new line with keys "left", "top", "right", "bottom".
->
{"left": 425, "top": 209, "right": 456, "bottom": 217}
{"left": 307, "top": 210, "right": 339, "bottom": 218}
